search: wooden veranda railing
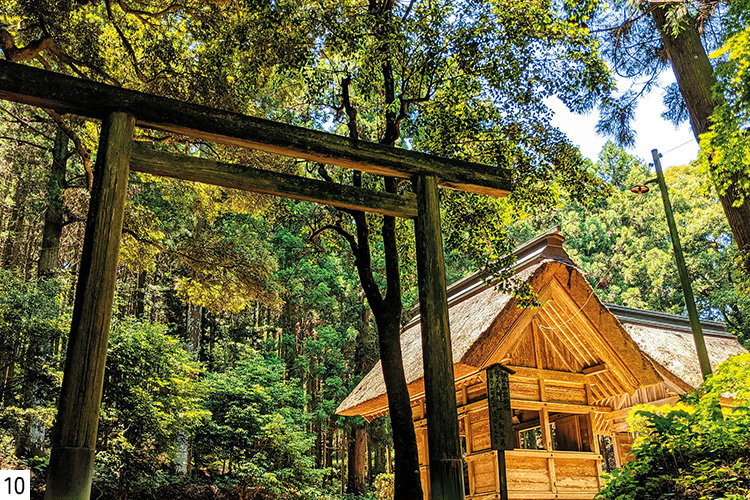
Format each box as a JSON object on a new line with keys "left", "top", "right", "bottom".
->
{"left": 467, "top": 449, "right": 602, "bottom": 500}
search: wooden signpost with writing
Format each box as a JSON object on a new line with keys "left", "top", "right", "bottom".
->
{"left": 0, "top": 60, "right": 513, "bottom": 500}
{"left": 486, "top": 364, "right": 515, "bottom": 500}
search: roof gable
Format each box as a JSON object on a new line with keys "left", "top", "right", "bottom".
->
{"left": 337, "top": 259, "right": 661, "bottom": 417}
{"left": 480, "top": 274, "right": 655, "bottom": 401}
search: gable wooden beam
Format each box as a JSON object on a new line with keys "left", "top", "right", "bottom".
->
{"left": 458, "top": 397, "right": 611, "bottom": 414}
{"left": 506, "top": 366, "right": 586, "bottom": 384}
{"left": 582, "top": 363, "right": 608, "bottom": 376}
{"left": 0, "top": 61, "right": 513, "bottom": 197}
{"left": 534, "top": 321, "right": 577, "bottom": 373}
{"left": 545, "top": 282, "right": 641, "bottom": 392}
{"left": 130, "top": 142, "right": 418, "bottom": 218}
{"left": 536, "top": 308, "right": 590, "bottom": 367}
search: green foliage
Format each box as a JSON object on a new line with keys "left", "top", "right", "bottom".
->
{"left": 0, "top": 269, "right": 67, "bottom": 407}
{"left": 698, "top": 0, "right": 750, "bottom": 250}
{"left": 96, "top": 319, "right": 207, "bottom": 497}
{"left": 196, "top": 346, "right": 323, "bottom": 499}
{"left": 374, "top": 473, "right": 394, "bottom": 500}
{"left": 124, "top": 175, "right": 282, "bottom": 315}
{"left": 597, "top": 354, "right": 750, "bottom": 500}
{"left": 510, "top": 143, "right": 750, "bottom": 343}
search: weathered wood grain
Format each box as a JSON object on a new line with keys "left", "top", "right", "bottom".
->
{"left": 0, "top": 61, "right": 513, "bottom": 197}
{"left": 46, "top": 112, "right": 134, "bottom": 500}
{"left": 130, "top": 142, "right": 417, "bottom": 218}
{"left": 414, "top": 174, "right": 465, "bottom": 499}
{"left": 486, "top": 366, "right": 513, "bottom": 451}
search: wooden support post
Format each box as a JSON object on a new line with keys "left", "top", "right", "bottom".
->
{"left": 541, "top": 408, "right": 557, "bottom": 495}
{"left": 413, "top": 175, "right": 464, "bottom": 500}
{"left": 591, "top": 412, "right": 604, "bottom": 487}
{"left": 45, "top": 112, "right": 134, "bottom": 500}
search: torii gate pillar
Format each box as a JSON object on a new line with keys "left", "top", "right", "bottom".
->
{"left": 46, "top": 112, "right": 134, "bottom": 500}
{"left": 414, "top": 174, "right": 465, "bottom": 500}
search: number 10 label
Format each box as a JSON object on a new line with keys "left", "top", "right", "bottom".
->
{"left": 0, "top": 471, "right": 30, "bottom": 500}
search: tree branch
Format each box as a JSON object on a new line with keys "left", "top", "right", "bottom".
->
{"left": 122, "top": 228, "right": 246, "bottom": 271}
{"left": 43, "top": 110, "right": 93, "bottom": 190}
{"left": 310, "top": 223, "right": 358, "bottom": 253}
{"left": 0, "top": 135, "right": 50, "bottom": 151}
{"left": 0, "top": 106, "right": 55, "bottom": 141}
{"left": 0, "top": 29, "right": 53, "bottom": 63}
{"left": 105, "top": 0, "right": 146, "bottom": 82}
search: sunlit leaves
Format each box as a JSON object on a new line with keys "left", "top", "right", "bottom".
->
{"left": 698, "top": 6, "right": 750, "bottom": 209}
{"left": 196, "top": 347, "right": 320, "bottom": 498}
{"left": 598, "top": 354, "right": 750, "bottom": 499}
{"left": 98, "top": 319, "right": 208, "bottom": 492}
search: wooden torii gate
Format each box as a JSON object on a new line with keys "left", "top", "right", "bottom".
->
{"left": 0, "top": 60, "right": 512, "bottom": 500}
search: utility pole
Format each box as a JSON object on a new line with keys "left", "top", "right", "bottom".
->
{"left": 651, "top": 149, "right": 712, "bottom": 380}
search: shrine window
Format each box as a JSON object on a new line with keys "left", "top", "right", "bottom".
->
{"left": 512, "top": 409, "right": 542, "bottom": 450}
{"left": 548, "top": 412, "right": 593, "bottom": 452}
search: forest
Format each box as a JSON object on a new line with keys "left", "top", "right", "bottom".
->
{"left": 0, "top": 0, "right": 749, "bottom": 499}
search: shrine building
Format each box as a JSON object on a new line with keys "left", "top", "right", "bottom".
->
{"left": 336, "top": 228, "right": 747, "bottom": 500}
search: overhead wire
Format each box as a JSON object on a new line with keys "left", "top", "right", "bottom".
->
{"left": 535, "top": 179, "right": 650, "bottom": 332}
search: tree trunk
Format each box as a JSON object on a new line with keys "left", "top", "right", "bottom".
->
{"left": 374, "top": 302, "right": 423, "bottom": 499}
{"left": 346, "top": 425, "right": 368, "bottom": 494}
{"left": 354, "top": 427, "right": 368, "bottom": 491}
{"left": 0, "top": 335, "right": 17, "bottom": 407}
{"left": 38, "top": 127, "right": 69, "bottom": 279}
{"left": 134, "top": 270, "right": 146, "bottom": 318}
{"left": 176, "top": 301, "right": 202, "bottom": 474}
{"left": 2, "top": 178, "right": 28, "bottom": 272}
{"left": 345, "top": 186, "right": 423, "bottom": 500}
{"left": 346, "top": 427, "right": 361, "bottom": 493}
{"left": 373, "top": 437, "right": 387, "bottom": 479}
{"left": 652, "top": 5, "right": 750, "bottom": 269}
{"left": 332, "top": 3, "right": 423, "bottom": 493}
{"left": 186, "top": 302, "right": 202, "bottom": 353}
{"left": 325, "top": 425, "right": 334, "bottom": 469}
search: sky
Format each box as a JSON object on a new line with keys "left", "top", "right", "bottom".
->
{"left": 548, "top": 74, "right": 700, "bottom": 170}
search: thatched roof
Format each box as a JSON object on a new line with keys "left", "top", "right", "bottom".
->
{"left": 337, "top": 230, "right": 667, "bottom": 417}
{"left": 337, "top": 262, "right": 533, "bottom": 418}
{"left": 616, "top": 317, "right": 746, "bottom": 390}
{"left": 336, "top": 229, "right": 748, "bottom": 419}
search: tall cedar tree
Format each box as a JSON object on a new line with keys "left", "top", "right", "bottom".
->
{"left": 596, "top": 1, "right": 750, "bottom": 272}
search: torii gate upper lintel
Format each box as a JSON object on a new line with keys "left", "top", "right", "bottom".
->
{"left": 0, "top": 60, "right": 512, "bottom": 500}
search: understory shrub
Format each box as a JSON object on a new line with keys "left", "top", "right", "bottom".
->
{"left": 95, "top": 319, "right": 207, "bottom": 499}
{"left": 597, "top": 354, "right": 750, "bottom": 499}
{"left": 195, "top": 346, "right": 325, "bottom": 499}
